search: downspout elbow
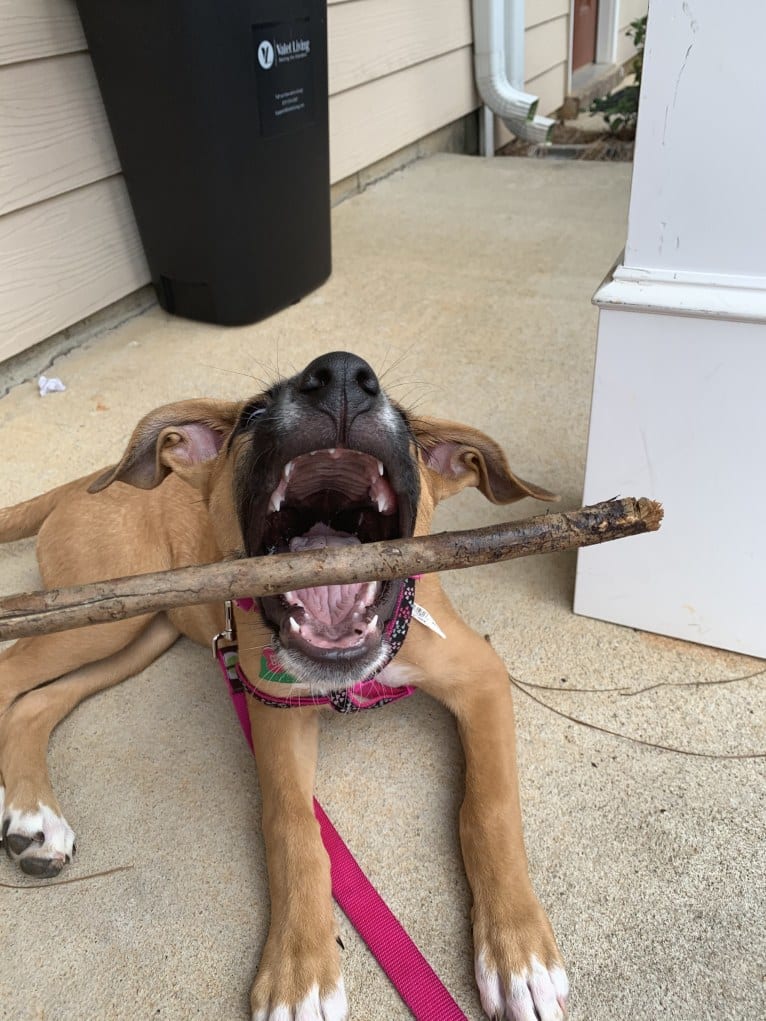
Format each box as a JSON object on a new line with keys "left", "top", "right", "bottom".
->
{"left": 503, "top": 113, "right": 556, "bottom": 144}
{"left": 472, "top": 0, "right": 538, "bottom": 123}
{"left": 474, "top": 64, "right": 539, "bottom": 122}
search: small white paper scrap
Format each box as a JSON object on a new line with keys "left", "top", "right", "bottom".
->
{"left": 412, "top": 602, "right": 446, "bottom": 639}
{"left": 38, "top": 375, "right": 66, "bottom": 397}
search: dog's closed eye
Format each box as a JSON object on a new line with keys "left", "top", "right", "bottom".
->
{"left": 243, "top": 402, "right": 268, "bottom": 427}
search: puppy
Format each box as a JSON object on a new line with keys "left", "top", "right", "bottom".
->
{"left": 0, "top": 351, "right": 568, "bottom": 1020}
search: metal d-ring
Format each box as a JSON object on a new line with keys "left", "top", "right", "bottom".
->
{"left": 211, "top": 599, "right": 235, "bottom": 658}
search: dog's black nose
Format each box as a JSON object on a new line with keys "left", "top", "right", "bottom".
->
{"left": 298, "top": 352, "right": 380, "bottom": 412}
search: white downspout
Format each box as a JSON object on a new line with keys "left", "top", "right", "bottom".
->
{"left": 506, "top": 0, "right": 555, "bottom": 144}
{"left": 474, "top": 0, "right": 555, "bottom": 155}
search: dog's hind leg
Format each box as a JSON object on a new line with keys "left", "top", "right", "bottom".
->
{"left": 0, "top": 614, "right": 178, "bottom": 877}
{"left": 0, "top": 615, "right": 160, "bottom": 713}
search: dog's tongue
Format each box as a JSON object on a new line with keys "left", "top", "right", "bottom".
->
{"left": 288, "top": 525, "right": 368, "bottom": 629}
{"left": 288, "top": 522, "right": 360, "bottom": 554}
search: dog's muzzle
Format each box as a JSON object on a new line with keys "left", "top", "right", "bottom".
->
{"left": 239, "top": 352, "right": 419, "bottom": 687}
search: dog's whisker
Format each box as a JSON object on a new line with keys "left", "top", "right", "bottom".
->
{"left": 389, "top": 385, "right": 431, "bottom": 409}
{"left": 195, "top": 362, "right": 266, "bottom": 387}
{"left": 376, "top": 343, "right": 417, "bottom": 384}
{"left": 376, "top": 341, "right": 406, "bottom": 382}
{"left": 241, "top": 355, "right": 284, "bottom": 388}
{"left": 383, "top": 377, "right": 436, "bottom": 392}
{"left": 400, "top": 397, "right": 434, "bottom": 417}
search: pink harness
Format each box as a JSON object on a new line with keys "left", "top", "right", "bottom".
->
{"left": 213, "top": 585, "right": 469, "bottom": 1020}
{"left": 228, "top": 576, "right": 417, "bottom": 711}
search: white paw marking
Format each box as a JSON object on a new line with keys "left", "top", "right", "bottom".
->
{"left": 2, "top": 801, "right": 75, "bottom": 864}
{"left": 318, "top": 978, "right": 348, "bottom": 1021}
{"left": 476, "top": 952, "right": 568, "bottom": 1021}
{"left": 252, "top": 979, "right": 348, "bottom": 1021}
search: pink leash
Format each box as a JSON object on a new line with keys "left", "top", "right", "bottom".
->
{"left": 220, "top": 656, "right": 469, "bottom": 1021}
{"left": 313, "top": 801, "right": 469, "bottom": 1021}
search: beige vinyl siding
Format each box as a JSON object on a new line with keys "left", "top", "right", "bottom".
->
{"left": 0, "top": 179, "right": 148, "bottom": 361}
{"left": 0, "top": 0, "right": 86, "bottom": 65}
{"left": 328, "top": 0, "right": 471, "bottom": 94}
{"left": 526, "top": 0, "right": 569, "bottom": 29}
{"left": 0, "top": 53, "right": 117, "bottom": 217}
{"left": 525, "top": 14, "right": 569, "bottom": 82}
{"left": 526, "top": 63, "right": 568, "bottom": 122}
{"left": 524, "top": 10, "right": 569, "bottom": 122}
{"left": 617, "top": 0, "right": 649, "bottom": 65}
{"left": 330, "top": 47, "right": 476, "bottom": 183}
{"left": 0, "top": 0, "right": 572, "bottom": 359}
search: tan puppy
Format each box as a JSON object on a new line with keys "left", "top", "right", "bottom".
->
{"left": 0, "top": 352, "right": 568, "bottom": 1021}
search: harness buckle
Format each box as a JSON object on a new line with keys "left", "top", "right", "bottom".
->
{"left": 211, "top": 599, "right": 235, "bottom": 659}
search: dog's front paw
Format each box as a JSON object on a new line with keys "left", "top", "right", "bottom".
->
{"left": 474, "top": 906, "right": 569, "bottom": 1021}
{"left": 251, "top": 980, "right": 347, "bottom": 1021}
{"left": 1, "top": 799, "right": 75, "bottom": 878}
{"left": 250, "top": 935, "right": 347, "bottom": 1021}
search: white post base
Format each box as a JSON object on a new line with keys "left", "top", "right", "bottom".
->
{"left": 575, "top": 295, "right": 766, "bottom": 658}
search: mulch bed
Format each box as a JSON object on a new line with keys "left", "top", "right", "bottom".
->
{"left": 498, "top": 123, "right": 634, "bottom": 162}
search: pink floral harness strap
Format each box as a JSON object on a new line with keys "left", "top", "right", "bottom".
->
{"left": 214, "top": 577, "right": 418, "bottom": 713}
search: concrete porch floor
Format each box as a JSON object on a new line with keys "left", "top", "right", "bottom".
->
{"left": 1, "top": 155, "right": 764, "bottom": 1021}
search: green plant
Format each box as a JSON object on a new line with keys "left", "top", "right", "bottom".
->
{"left": 590, "top": 16, "right": 647, "bottom": 137}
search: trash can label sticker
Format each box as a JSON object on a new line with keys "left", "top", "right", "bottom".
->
{"left": 254, "top": 20, "right": 315, "bottom": 137}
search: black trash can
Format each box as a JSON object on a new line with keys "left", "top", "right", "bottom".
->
{"left": 76, "top": 0, "right": 331, "bottom": 325}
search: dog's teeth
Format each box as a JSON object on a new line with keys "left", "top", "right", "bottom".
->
{"left": 284, "top": 461, "right": 294, "bottom": 480}
{"left": 268, "top": 477, "right": 288, "bottom": 513}
{"left": 328, "top": 448, "right": 337, "bottom": 456}
{"left": 364, "top": 582, "right": 377, "bottom": 603}
{"left": 289, "top": 616, "right": 300, "bottom": 634}
{"left": 377, "top": 461, "right": 385, "bottom": 476}
{"left": 369, "top": 615, "right": 379, "bottom": 631}
{"left": 369, "top": 475, "right": 396, "bottom": 514}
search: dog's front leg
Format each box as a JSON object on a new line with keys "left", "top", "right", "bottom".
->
{"left": 411, "top": 593, "right": 569, "bottom": 1021}
{"left": 247, "top": 701, "right": 347, "bottom": 1021}
{"left": 457, "top": 672, "right": 569, "bottom": 1021}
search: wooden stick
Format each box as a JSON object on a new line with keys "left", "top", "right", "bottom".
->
{"left": 0, "top": 498, "right": 662, "bottom": 641}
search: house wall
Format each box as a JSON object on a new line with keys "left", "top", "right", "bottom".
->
{"left": 616, "top": 0, "right": 648, "bottom": 66}
{"left": 524, "top": 0, "right": 570, "bottom": 118}
{"left": 0, "top": 0, "right": 633, "bottom": 362}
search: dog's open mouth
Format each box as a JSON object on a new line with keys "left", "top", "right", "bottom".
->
{"left": 256, "top": 448, "right": 414, "bottom": 675}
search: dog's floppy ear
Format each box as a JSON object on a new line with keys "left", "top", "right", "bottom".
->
{"left": 87, "top": 399, "right": 244, "bottom": 493}
{"left": 411, "top": 416, "right": 558, "bottom": 505}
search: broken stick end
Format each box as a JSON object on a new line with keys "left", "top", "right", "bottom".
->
{"left": 636, "top": 498, "right": 664, "bottom": 532}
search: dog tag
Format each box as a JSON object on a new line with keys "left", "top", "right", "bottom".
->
{"left": 412, "top": 603, "right": 446, "bottom": 639}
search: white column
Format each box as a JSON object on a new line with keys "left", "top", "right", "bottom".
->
{"left": 574, "top": 0, "right": 766, "bottom": 657}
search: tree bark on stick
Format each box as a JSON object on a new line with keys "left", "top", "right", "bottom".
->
{"left": 0, "top": 498, "right": 662, "bottom": 641}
